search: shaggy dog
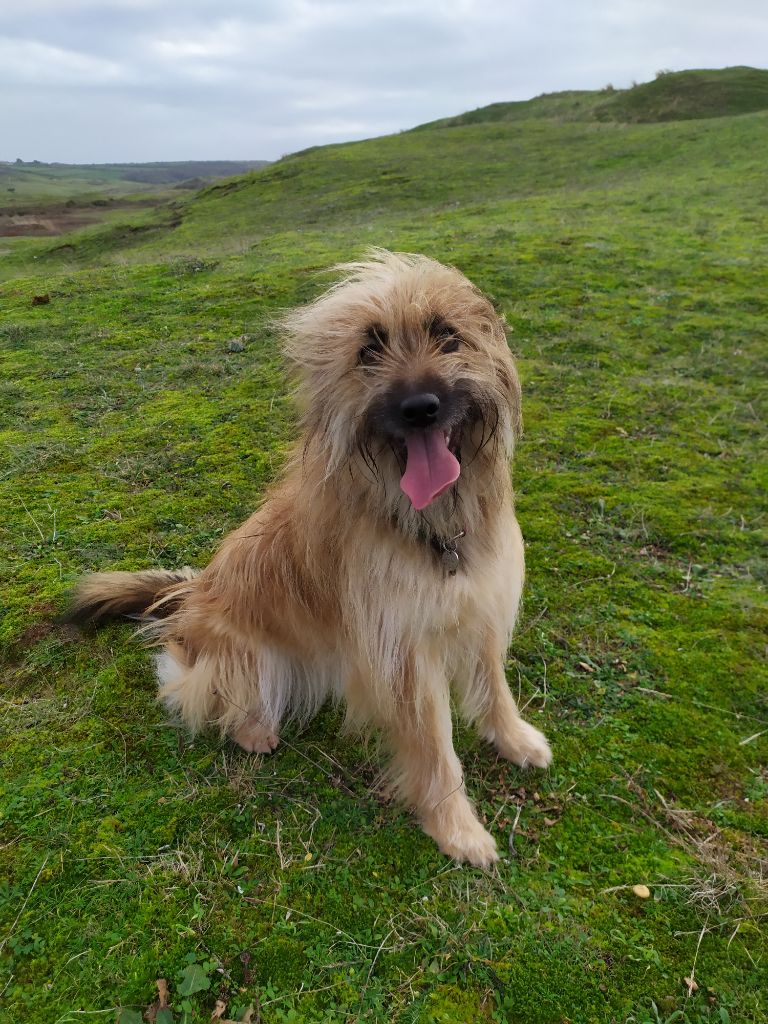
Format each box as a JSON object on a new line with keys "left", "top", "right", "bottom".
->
{"left": 68, "top": 250, "right": 551, "bottom": 867}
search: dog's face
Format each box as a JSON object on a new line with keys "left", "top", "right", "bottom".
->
{"left": 281, "top": 251, "right": 521, "bottom": 517}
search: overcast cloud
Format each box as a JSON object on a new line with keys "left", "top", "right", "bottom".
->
{"left": 1, "top": 0, "right": 766, "bottom": 163}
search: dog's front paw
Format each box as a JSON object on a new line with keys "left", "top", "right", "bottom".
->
{"left": 233, "top": 718, "right": 280, "bottom": 754}
{"left": 496, "top": 720, "right": 552, "bottom": 769}
{"left": 422, "top": 797, "right": 499, "bottom": 868}
{"left": 439, "top": 818, "right": 500, "bottom": 868}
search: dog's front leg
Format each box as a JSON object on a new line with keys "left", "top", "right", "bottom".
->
{"left": 466, "top": 634, "right": 552, "bottom": 769}
{"left": 385, "top": 656, "right": 498, "bottom": 867}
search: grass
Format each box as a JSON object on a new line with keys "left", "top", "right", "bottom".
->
{"left": 1, "top": 69, "right": 767, "bottom": 1022}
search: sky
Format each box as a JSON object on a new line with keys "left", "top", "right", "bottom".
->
{"left": 1, "top": 0, "right": 766, "bottom": 164}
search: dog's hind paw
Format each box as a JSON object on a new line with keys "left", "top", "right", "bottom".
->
{"left": 233, "top": 718, "right": 280, "bottom": 755}
{"left": 495, "top": 720, "right": 552, "bottom": 769}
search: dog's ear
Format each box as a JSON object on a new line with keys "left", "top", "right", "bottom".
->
{"left": 478, "top": 310, "right": 522, "bottom": 439}
{"left": 477, "top": 309, "right": 523, "bottom": 440}
{"left": 496, "top": 356, "right": 523, "bottom": 438}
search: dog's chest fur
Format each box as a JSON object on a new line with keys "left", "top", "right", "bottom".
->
{"left": 338, "top": 507, "right": 524, "bottom": 686}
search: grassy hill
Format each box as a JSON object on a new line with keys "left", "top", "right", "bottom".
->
{"left": 413, "top": 89, "right": 609, "bottom": 128}
{"left": 597, "top": 66, "right": 768, "bottom": 123}
{"left": 1, "top": 70, "right": 767, "bottom": 1023}
{"left": 417, "top": 66, "right": 768, "bottom": 129}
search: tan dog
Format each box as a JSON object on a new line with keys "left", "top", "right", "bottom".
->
{"left": 69, "top": 250, "right": 551, "bottom": 866}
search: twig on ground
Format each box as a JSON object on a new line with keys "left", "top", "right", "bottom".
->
{"left": 508, "top": 804, "right": 523, "bottom": 857}
{"left": 684, "top": 920, "right": 709, "bottom": 999}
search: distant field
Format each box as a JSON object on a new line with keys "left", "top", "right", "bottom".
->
{"left": 0, "top": 159, "right": 270, "bottom": 202}
{"left": 1, "top": 69, "right": 767, "bottom": 1024}
{"left": 0, "top": 160, "right": 270, "bottom": 239}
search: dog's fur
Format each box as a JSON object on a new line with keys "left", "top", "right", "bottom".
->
{"left": 68, "top": 250, "right": 551, "bottom": 866}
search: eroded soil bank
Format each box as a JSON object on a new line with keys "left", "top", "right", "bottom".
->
{"left": 0, "top": 197, "right": 164, "bottom": 237}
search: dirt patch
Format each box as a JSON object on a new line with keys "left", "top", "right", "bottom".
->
{"left": 0, "top": 197, "right": 165, "bottom": 237}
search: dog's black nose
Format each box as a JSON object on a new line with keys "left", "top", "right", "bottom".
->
{"left": 400, "top": 392, "right": 440, "bottom": 427}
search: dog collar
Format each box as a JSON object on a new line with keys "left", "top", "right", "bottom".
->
{"left": 429, "top": 529, "right": 466, "bottom": 576}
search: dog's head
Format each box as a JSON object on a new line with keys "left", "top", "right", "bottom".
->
{"left": 280, "top": 250, "right": 521, "bottom": 519}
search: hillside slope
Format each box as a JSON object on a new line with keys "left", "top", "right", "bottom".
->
{"left": 413, "top": 89, "right": 607, "bottom": 128}
{"left": 596, "top": 65, "right": 768, "bottom": 122}
{"left": 1, "top": 82, "right": 767, "bottom": 1023}
{"left": 415, "top": 66, "right": 768, "bottom": 130}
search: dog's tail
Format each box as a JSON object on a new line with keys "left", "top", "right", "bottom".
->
{"left": 64, "top": 568, "right": 197, "bottom": 628}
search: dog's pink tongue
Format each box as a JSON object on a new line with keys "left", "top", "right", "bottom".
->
{"left": 400, "top": 429, "right": 460, "bottom": 510}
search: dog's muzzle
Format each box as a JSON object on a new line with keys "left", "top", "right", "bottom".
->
{"left": 369, "top": 380, "right": 466, "bottom": 510}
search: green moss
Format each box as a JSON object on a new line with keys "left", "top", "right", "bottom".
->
{"left": 252, "top": 937, "right": 309, "bottom": 988}
{"left": 416, "top": 984, "right": 492, "bottom": 1023}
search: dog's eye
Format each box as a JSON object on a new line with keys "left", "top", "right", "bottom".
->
{"left": 427, "top": 317, "right": 461, "bottom": 354}
{"left": 359, "top": 325, "right": 387, "bottom": 366}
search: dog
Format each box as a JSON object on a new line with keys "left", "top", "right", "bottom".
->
{"left": 68, "top": 249, "right": 551, "bottom": 867}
